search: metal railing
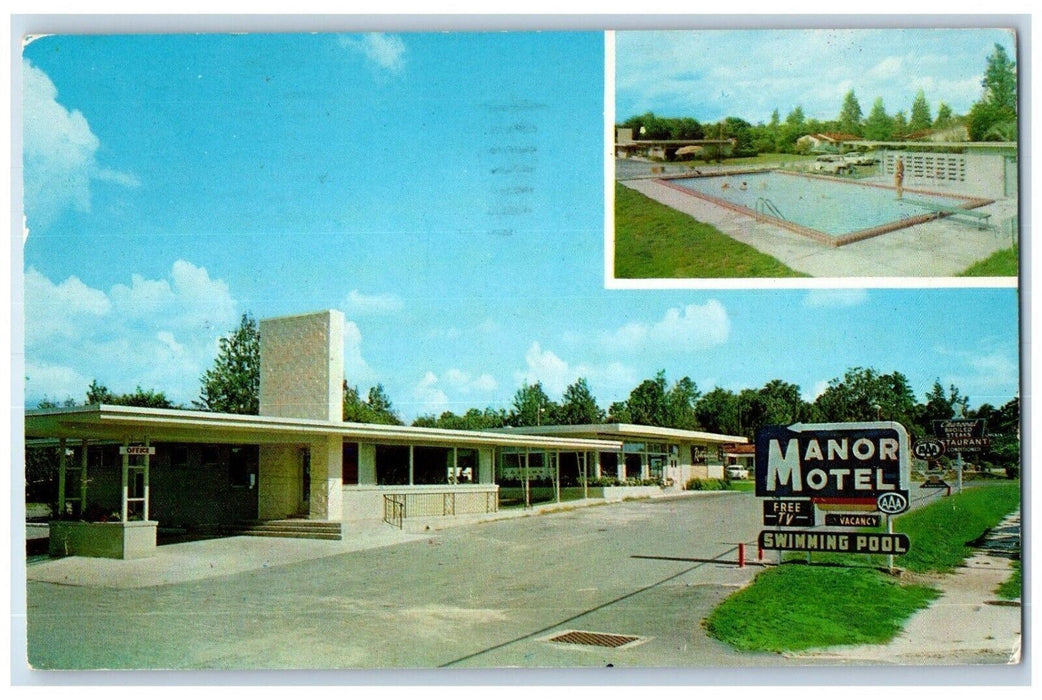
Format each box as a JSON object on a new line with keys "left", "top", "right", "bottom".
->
{"left": 383, "top": 494, "right": 404, "bottom": 529}
{"left": 755, "top": 197, "right": 787, "bottom": 222}
{"left": 381, "top": 488, "right": 498, "bottom": 527}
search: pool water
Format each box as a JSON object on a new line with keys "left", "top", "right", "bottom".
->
{"left": 667, "top": 171, "right": 972, "bottom": 238}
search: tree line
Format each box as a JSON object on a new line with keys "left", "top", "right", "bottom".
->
{"left": 618, "top": 44, "right": 1016, "bottom": 157}
{"left": 36, "top": 312, "right": 1020, "bottom": 473}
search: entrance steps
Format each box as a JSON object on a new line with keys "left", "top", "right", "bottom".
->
{"left": 229, "top": 519, "right": 342, "bottom": 541}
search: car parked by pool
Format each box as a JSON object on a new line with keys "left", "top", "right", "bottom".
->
{"left": 812, "top": 154, "right": 852, "bottom": 174}
{"left": 843, "top": 151, "right": 880, "bottom": 166}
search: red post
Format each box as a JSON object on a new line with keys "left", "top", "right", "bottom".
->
{"left": 757, "top": 543, "right": 764, "bottom": 561}
{"left": 946, "top": 485, "right": 952, "bottom": 497}
{"left": 738, "top": 542, "right": 746, "bottom": 568}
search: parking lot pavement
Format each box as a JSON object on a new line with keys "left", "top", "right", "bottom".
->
{"left": 28, "top": 492, "right": 786, "bottom": 670}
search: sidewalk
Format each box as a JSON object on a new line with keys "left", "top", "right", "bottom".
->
{"left": 792, "top": 510, "right": 1022, "bottom": 665}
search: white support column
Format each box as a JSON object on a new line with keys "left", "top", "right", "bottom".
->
{"left": 452, "top": 447, "right": 458, "bottom": 485}
{"left": 79, "top": 439, "right": 88, "bottom": 516}
{"left": 57, "top": 438, "right": 67, "bottom": 516}
{"left": 582, "top": 452, "right": 589, "bottom": 500}
{"left": 408, "top": 445, "right": 415, "bottom": 486}
{"left": 143, "top": 436, "right": 151, "bottom": 521}
{"left": 555, "top": 451, "right": 561, "bottom": 503}
{"left": 524, "top": 448, "right": 531, "bottom": 509}
{"left": 120, "top": 437, "right": 129, "bottom": 523}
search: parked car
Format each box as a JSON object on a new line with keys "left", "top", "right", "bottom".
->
{"left": 725, "top": 465, "right": 750, "bottom": 480}
{"left": 843, "top": 151, "right": 880, "bottom": 166}
{"left": 812, "top": 154, "right": 851, "bottom": 174}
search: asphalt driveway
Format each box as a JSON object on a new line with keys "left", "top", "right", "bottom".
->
{"left": 26, "top": 492, "right": 790, "bottom": 670}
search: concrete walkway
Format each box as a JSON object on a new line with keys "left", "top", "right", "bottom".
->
{"left": 792, "top": 510, "right": 1022, "bottom": 665}
{"left": 620, "top": 177, "right": 1017, "bottom": 278}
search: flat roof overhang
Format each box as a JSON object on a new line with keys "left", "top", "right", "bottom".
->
{"left": 495, "top": 423, "right": 748, "bottom": 445}
{"left": 25, "top": 404, "right": 623, "bottom": 452}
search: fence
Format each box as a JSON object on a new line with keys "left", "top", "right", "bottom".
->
{"left": 381, "top": 486, "right": 499, "bottom": 527}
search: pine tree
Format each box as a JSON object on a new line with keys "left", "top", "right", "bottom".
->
{"left": 197, "top": 313, "right": 260, "bottom": 414}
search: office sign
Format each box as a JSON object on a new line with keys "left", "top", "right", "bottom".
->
{"left": 825, "top": 512, "right": 881, "bottom": 528}
{"left": 762, "top": 499, "right": 814, "bottom": 527}
{"left": 119, "top": 445, "right": 155, "bottom": 456}
{"left": 755, "top": 421, "right": 910, "bottom": 501}
{"left": 759, "top": 530, "right": 909, "bottom": 554}
{"left": 932, "top": 419, "right": 989, "bottom": 452}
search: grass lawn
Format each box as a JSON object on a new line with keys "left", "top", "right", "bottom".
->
{"left": 705, "top": 480, "right": 1020, "bottom": 652}
{"left": 614, "top": 183, "right": 807, "bottom": 278}
{"left": 959, "top": 245, "right": 1019, "bottom": 277}
{"left": 996, "top": 559, "right": 1021, "bottom": 600}
{"left": 704, "top": 565, "right": 940, "bottom": 652}
{"left": 896, "top": 481, "right": 1021, "bottom": 573}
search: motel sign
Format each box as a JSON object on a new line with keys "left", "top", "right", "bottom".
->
{"left": 755, "top": 421, "right": 910, "bottom": 502}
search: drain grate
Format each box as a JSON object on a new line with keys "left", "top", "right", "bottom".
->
{"left": 548, "top": 630, "right": 643, "bottom": 649}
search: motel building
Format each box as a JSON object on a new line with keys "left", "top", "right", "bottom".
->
{"left": 25, "top": 311, "right": 746, "bottom": 559}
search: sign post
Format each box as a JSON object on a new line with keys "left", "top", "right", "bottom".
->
{"left": 932, "top": 419, "right": 988, "bottom": 495}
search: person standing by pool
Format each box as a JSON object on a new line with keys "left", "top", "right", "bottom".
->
{"left": 895, "top": 157, "right": 905, "bottom": 200}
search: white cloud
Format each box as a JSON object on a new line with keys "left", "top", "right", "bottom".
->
{"left": 413, "top": 371, "right": 450, "bottom": 414}
{"left": 343, "top": 321, "right": 377, "bottom": 385}
{"left": 339, "top": 34, "right": 406, "bottom": 75}
{"left": 411, "top": 367, "right": 500, "bottom": 415}
{"left": 23, "top": 261, "right": 239, "bottom": 406}
{"left": 604, "top": 301, "right": 730, "bottom": 353}
{"left": 802, "top": 289, "right": 869, "bottom": 308}
{"left": 22, "top": 60, "right": 138, "bottom": 230}
{"left": 343, "top": 289, "right": 404, "bottom": 315}
{"left": 514, "top": 342, "right": 638, "bottom": 399}
{"left": 866, "top": 56, "right": 903, "bottom": 80}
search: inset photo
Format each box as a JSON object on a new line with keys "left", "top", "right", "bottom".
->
{"left": 610, "top": 29, "right": 1019, "bottom": 282}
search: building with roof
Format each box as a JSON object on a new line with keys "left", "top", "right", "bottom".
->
{"left": 25, "top": 310, "right": 745, "bottom": 559}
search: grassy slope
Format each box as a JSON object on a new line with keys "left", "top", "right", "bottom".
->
{"left": 614, "top": 183, "right": 807, "bottom": 279}
{"left": 705, "top": 481, "right": 1021, "bottom": 652}
{"left": 959, "top": 245, "right": 1019, "bottom": 277}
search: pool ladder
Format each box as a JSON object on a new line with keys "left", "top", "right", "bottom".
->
{"left": 755, "top": 197, "right": 787, "bottom": 222}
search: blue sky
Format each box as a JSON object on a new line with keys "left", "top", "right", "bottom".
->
{"left": 20, "top": 31, "right": 1020, "bottom": 420}
{"left": 615, "top": 28, "right": 1018, "bottom": 124}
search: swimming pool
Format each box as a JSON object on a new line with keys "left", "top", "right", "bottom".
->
{"left": 658, "top": 170, "right": 993, "bottom": 246}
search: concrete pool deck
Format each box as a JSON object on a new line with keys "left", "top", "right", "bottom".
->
{"left": 619, "top": 177, "right": 1018, "bottom": 278}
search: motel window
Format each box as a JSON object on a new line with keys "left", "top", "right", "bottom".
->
{"left": 375, "top": 444, "right": 409, "bottom": 485}
{"left": 413, "top": 446, "right": 452, "bottom": 485}
{"left": 455, "top": 448, "right": 477, "bottom": 484}
{"left": 623, "top": 453, "right": 643, "bottom": 480}
{"left": 342, "top": 442, "right": 359, "bottom": 485}
{"left": 229, "top": 446, "right": 258, "bottom": 489}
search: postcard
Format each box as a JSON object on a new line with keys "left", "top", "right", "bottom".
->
{"left": 16, "top": 24, "right": 1022, "bottom": 677}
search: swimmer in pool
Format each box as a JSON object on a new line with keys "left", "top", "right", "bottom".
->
{"left": 739, "top": 181, "right": 748, "bottom": 191}
{"left": 721, "top": 182, "right": 730, "bottom": 190}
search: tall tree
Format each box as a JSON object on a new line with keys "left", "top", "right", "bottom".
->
{"left": 664, "top": 376, "right": 701, "bottom": 429}
{"left": 934, "top": 102, "right": 954, "bottom": 128}
{"left": 557, "top": 377, "right": 605, "bottom": 425}
{"left": 968, "top": 43, "right": 1017, "bottom": 140}
{"left": 343, "top": 382, "right": 403, "bottom": 425}
{"left": 626, "top": 371, "right": 669, "bottom": 426}
{"left": 863, "top": 97, "right": 893, "bottom": 140}
{"left": 891, "top": 110, "right": 909, "bottom": 137}
{"left": 838, "top": 90, "right": 863, "bottom": 135}
{"left": 197, "top": 312, "right": 260, "bottom": 414}
{"left": 909, "top": 89, "right": 932, "bottom": 132}
{"left": 813, "top": 367, "right": 917, "bottom": 428}
{"left": 510, "top": 381, "right": 556, "bottom": 426}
